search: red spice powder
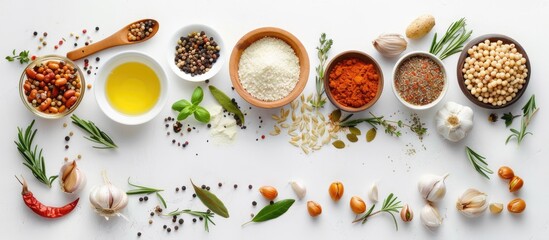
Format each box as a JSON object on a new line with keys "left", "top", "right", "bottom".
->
{"left": 328, "top": 58, "right": 379, "bottom": 108}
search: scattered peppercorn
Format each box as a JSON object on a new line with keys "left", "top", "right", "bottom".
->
{"left": 87, "top": 70, "right": 91, "bottom": 74}
{"left": 248, "top": 185, "right": 253, "bottom": 190}
{"left": 95, "top": 27, "right": 100, "bottom": 31}
{"left": 234, "top": 184, "right": 238, "bottom": 189}
{"left": 43, "top": 32, "right": 48, "bottom": 37}
{"left": 137, "top": 232, "right": 141, "bottom": 237}
{"left": 252, "top": 201, "right": 257, "bottom": 206}
{"left": 163, "top": 225, "right": 167, "bottom": 229}
{"left": 174, "top": 225, "right": 179, "bottom": 231}
{"left": 207, "top": 123, "right": 212, "bottom": 128}
{"left": 192, "top": 218, "right": 197, "bottom": 223}
{"left": 488, "top": 113, "right": 498, "bottom": 123}
{"left": 69, "top": 132, "right": 74, "bottom": 136}
{"left": 199, "top": 217, "right": 203, "bottom": 221}
{"left": 82, "top": 29, "right": 87, "bottom": 34}
{"left": 179, "top": 219, "right": 184, "bottom": 224}
{"left": 172, "top": 139, "right": 176, "bottom": 144}
{"left": 172, "top": 218, "right": 176, "bottom": 223}
{"left": 139, "top": 197, "right": 144, "bottom": 202}
{"left": 77, "top": 154, "right": 82, "bottom": 159}
{"left": 175, "top": 187, "right": 179, "bottom": 192}
{"left": 65, "top": 136, "right": 70, "bottom": 141}
{"left": 187, "top": 127, "right": 191, "bottom": 132}
{"left": 33, "top": 31, "right": 38, "bottom": 36}
{"left": 65, "top": 145, "right": 69, "bottom": 149}
{"left": 201, "top": 185, "right": 206, "bottom": 189}
{"left": 192, "top": 193, "right": 196, "bottom": 198}
{"left": 206, "top": 186, "right": 210, "bottom": 191}
{"left": 218, "top": 182, "right": 222, "bottom": 187}
{"left": 96, "top": 57, "right": 100, "bottom": 62}
{"left": 182, "top": 186, "right": 186, "bottom": 191}
{"left": 270, "top": 201, "right": 274, "bottom": 205}
{"left": 74, "top": 43, "right": 78, "bottom": 47}
{"left": 144, "top": 196, "right": 149, "bottom": 201}
{"left": 149, "top": 219, "right": 153, "bottom": 224}
{"left": 261, "top": 135, "right": 265, "bottom": 139}
{"left": 150, "top": 212, "right": 154, "bottom": 217}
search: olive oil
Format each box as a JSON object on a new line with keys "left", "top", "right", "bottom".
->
{"left": 106, "top": 62, "right": 160, "bottom": 115}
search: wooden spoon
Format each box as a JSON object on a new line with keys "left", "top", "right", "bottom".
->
{"left": 66, "top": 19, "right": 159, "bottom": 61}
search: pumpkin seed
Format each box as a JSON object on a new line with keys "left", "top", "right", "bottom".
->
{"left": 346, "top": 134, "right": 358, "bottom": 142}
{"left": 349, "top": 127, "right": 361, "bottom": 135}
{"left": 366, "top": 128, "right": 377, "bottom": 142}
{"left": 332, "top": 140, "right": 345, "bottom": 149}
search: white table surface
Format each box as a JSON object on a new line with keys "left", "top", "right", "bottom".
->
{"left": 1, "top": 0, "right": 548, "bottom": 239}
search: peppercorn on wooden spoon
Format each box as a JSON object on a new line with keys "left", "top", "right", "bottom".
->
{"left": 66, "top": 19, "right": 159, "bottom": 61}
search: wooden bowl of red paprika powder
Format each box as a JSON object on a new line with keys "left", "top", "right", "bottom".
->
{"left": 324, "top": 50, "right": 383, "bottom": 112}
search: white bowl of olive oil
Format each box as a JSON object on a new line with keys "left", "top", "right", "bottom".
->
{"left": 95, "top": 51, "right": 168, "bottom": 125}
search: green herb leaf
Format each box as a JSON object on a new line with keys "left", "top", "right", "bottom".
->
{"left": 126, "top": 178, "right": 167, "bottom": 208}
{"left": 429, "top": 18, "right": 472, "bottom": 60}
{"left": 172, "top": 99, "right": 191, "bottom": 112}
{"left": 191, "top": 86, "right": 204, "bottom": 105}
{"left": 71, "top": 115, "right": 117, "bottom": 149}
{"left": 5, "top": 49, "right": 30, "bottom": 64}
{"left": 465, "top": 146, "right": 493, "bottom": 179}
{"left": 332, "top": 140, "right": 345, "bottom": 149}
{"left": 166, "top": 209, "right": 215, "bottom": 232}
{"left": 349, "top": 127, "right": 361, "bottom": 135}
{"left": 506, "top": 95, "right": 538, "bottom": 145}
{"left": 177, "top": 106, "right": 193, "bottom": 121}
{"left": 346, "top": 134, "right": 358, "bottom": 142}
{"left": 208, "top": 85, "right": 245, "bottom": 125}
{"left": 366, "top": 128, "right": 377, "bottom": 142}
{"left": 194, "top": 106, "right": 211, "bottom": 123}
{"left": 244, "top": 199, "right": 295, "bottom": 225}
{"left": 353, "top": 193, "right": 402, "bottom": 231}
{"left": 311, "top": 33, "right": 333, "bottom": 108}
{"left": 191, "top": 180, "right": 229, "bottom": 218}
{"left": 501, "top": 112, "right": 520, "bottom": 127}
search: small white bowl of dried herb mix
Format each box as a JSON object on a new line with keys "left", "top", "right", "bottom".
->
{"left": 392, "top": 51, "right": 447, "bottom": 110}
{"left": 168, "top": 24, "right": 225, "bottom": 82}
{"left": 20, "top": 55, "right": 85, "bottom": 119}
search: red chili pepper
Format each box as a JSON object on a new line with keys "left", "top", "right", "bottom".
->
{"left": 16, "top": 176, "right": 79, "bottom": 219}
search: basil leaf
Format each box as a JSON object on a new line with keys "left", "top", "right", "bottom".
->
{"left": 172, "top": 99, "right": 191, "bottom": 111}
{"left": 191, "top": 180, "right": 229, "bottom": 218}
{"left": 244, "top": 199, "right": 295, "bottom": 225}
{"left": 177, "top": 106, "right": 193, "bottom": 120}
{"left": 194, "top": 106, "right": 211, "bottom": 123}
{"left": 191, "top": 86, "right": 204, "bottom": 105}
{"left": 208, "top": 85, "right": 245, "bottom": 125}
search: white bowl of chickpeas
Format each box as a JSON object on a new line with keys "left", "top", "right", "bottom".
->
{"left": 19, "top": 55, "right": 85, "bottom": 119}
{"left": 457, "top": 34, "right": 530, "bottom": 109}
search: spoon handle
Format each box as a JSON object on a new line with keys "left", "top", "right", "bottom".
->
{"left": 66, "top": 35, "right": 123, "bottom": 61}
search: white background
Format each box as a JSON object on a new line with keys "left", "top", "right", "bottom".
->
{"left": 1, "top": 0, "right": 548, "bottom": 239}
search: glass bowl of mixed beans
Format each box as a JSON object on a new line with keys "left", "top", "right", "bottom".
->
{"left": 19, "top": 55, "right": 85, "bottom": 119}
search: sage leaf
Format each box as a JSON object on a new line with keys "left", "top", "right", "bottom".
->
{"left": 346, "top": 134, "right": 358, "bottom": 142}
{"left": 172, "top": 99, "right": 191, "bottom": 111}
{"left": 332, "top": 140, "right": 345, "bottom": 149}
{"left": 349, "top": 127, "right": 361, "bottom": 135}
{"left": 191, "top": 180, "right": 229, "bottom": 218}
{"left": 366, "top": 128, "right": 377, "bottom": 142}
{"left": 208, "top": 85, "right": 245, "bottom": 125}
{"left": 244, "top": 199, "right": 295, "bottom": 225}
{"left": 191, "top": 86, "right": 204, "bottom": 105}
{"left": 194, "top": 106, "right": 211, "bottom": 123}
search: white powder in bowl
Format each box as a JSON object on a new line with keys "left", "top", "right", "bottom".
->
{"left": 238, "top": 37, "right": 300, "bottom": 101}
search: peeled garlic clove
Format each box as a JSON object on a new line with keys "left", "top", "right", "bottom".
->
{"left": 420, "top": 204, "right": 442, "bottom": 229}
{"left": 368, "top": 183, "right": 378, "bottom": 202}
{"left": 89, "top": 172, "right": 128, "bottom": 220}
{"left": 418, "top": 173, "right": 449, "bottom": 202}
{"left": 290, "top": 181, "right": 306, "bottom": 200}
{"left": 373, "top": 34, "right": 408, "bottom": 57}
{"left": 456, "top": 188, "right": 488, "bottom": 218}
{"left": 59, "top": 160, "right": 86, "bottom": 194}
{"left": 400, "top": 204, "right": 413, "bottom": 222}
{"left": 489, "top": 203, "right": 503, "bottom": 214}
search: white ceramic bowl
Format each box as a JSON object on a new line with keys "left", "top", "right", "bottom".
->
{"left": 168, "top": 24, "right": 225, "bottom": 82}
{"left": 392, "top": 51, "right": 448, "bottom": 110}
{"left": 95, "top": 51, "right": 168, "bottom": 125}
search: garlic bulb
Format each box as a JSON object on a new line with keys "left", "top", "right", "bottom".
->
{"left": 456, "top": 188, "right": 488, "bottom": 217}
{"left": 59, "top": 160, "right": 86, "bottom": 194}
{"left": 373, "top": 34, "right": 408, "bottom": 57}
{"left": 89, "top": 172, "right": 128, "bottom": 220}
{"left": 418, "top": 173, "right": 449, "bottom": 202}
{"left": 290, "top": 180, "right": 306, "bottom": 200}
{"left": 435, "top": 102, "right": 474, "bottom": 142}
{"left": 368, "top": 182, "right": 378, "bottom": 202}
{"left": 420, "top": 204, "right": 442, "bottom": 229}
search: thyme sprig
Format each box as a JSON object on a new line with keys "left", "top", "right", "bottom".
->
{"left": 71, "top": 115, "right": 117, "bottom": 149}
{"left": 310, "top": 33, "right": 333, "bottom": 108}
{"left": 353, "top": 193, "right": 403, "bottom": 231}
{"left": 429, "top": 18, "right": 472, "bottom": 60}
{"left": 465, "top": 146, "right": 493, "bottom": 179}
{"left": 166, "top": 209, "right": 215, "bottom": 232}
{"left": 126, "top": 178, "right": 167, "bottom": 208}
{"left": 14, "top": 120, "right": 58, "bottom": 187}
{"left": 338, "top": 112, "right": 427, "bottom": 139}
{"left": 506, "top": 95, "right": 538, "bottom": 145}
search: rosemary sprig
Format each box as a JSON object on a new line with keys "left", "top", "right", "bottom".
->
{"left": 353, "top": 193, "right": 403, "bottom": 231}
{"left": 14, "top": 120, "right": 58, "bottom": 187}
{"left": 465, "top": 146, "right": 493, "bottom": 179}
{"left": 71, "top": 114, "right": 117, "bottom": 149}
{"left": 5, "top": 49, "right": 30, "bottom": 64}
{"left": 166, "top": 209, "right": 215, "bottom": 232}
{"left": 429, "top": 18, "right": 472, "bottom": 60}
{"left": 338, "top": 112, "right": 427, "bottom": 139}
{"left": 506, "top": 95, "right": 538, "bottom": 145}
{"left": 126, "top": 178, "right": 167, "bottom": 208}
{"left": 310, "top": 33, "right": 333, "bottom": 108}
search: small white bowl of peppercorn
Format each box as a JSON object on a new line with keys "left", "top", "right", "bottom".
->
{"left": 20, "top": 55, "right": 85, "bottom": 119}
{"left": 168, "top": 24, "right": 225, "bottom": 82}
{"left": 392, "top": 51, "right": 448, "bottom": 110}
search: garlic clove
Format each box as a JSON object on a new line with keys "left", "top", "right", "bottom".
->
{"left": 456, "top": 188, "right": 488, "bottom": 217}
{"left": 89, "top": 172, "right": 128, "bottom": 219}
{"left": 435, "top": 102, "right": 474, "bottom": 142}
{"left": 290, "top": 181, "right": 306, "bottom": 200}
{"left": 489, "top": 203, "right": 503, "bottom": 214}
{"left": 59, "top": 160, "right": 86, "bottom": 194}
{"left": 418, "top": 173, "right": 449, "bottom": 203}
{"left": 373, "top": 34, "right": 408, "bottom": 57}
{"left": 420, "top": 204, "right": 442, "bottom": 229}
{"left": 368, "top": 182, "right": 378, "bottom": 202}
{"left": 400, "top": 204, "right": 413, "bottom": 222}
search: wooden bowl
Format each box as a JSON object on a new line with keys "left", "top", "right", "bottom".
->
{"left": 229, "top": 27, "right": 309, "bottom": 108}
{"left": 457, "top": 34, "right": 531, "bottom": 109}
{"left": 324, "top": 50, "right": 384, "bottom": 112}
